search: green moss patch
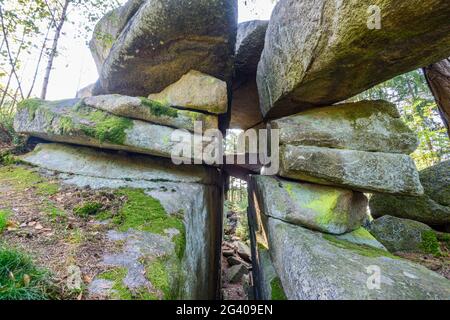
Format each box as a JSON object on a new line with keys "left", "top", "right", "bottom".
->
{"left": 0, "top": 209, "right": 11, "bottom": 233}
{"left": 323, "top": 234, "right": 399, "bottom": 259}
{"left": 270, "top": 277, "right": 287, "bottom": 300}
{"left": 78, "top": 109, "right": 133, "bottom": 145}
{"left": 0, "top": 166, "right": 60, "bottom": 196}
{"left": 420, "top": 231, "right": 441, "bottom": 257}
{"left": 139, "top": 97, "right": 178, "bottom": 118}
{"left": 74, "top": 202, "right": 103, "bottom": 217}
{"left": 112, "top": 188, "right": 185, "bottom": 259}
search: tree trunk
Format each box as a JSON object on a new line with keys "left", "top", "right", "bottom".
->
{"left": 423, "top": 58, "right": 450, "bottom": 138}
{"left": 40, "top": 0, "right": 70, "bottom": 100}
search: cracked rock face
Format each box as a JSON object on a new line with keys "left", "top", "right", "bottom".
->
{"left": 91, "top": 0, "right": 238, "bottom": 97}
{"left": 257, "top": 0, "right": 450, "bottom": 119}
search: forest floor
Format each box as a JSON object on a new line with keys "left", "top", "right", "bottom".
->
{"left": 0, "top": 164, "right": 125, "bottom": 299}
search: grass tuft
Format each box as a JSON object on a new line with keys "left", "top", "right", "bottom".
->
{"left": 0, "top": 245, "right": 52, "bottom": 300}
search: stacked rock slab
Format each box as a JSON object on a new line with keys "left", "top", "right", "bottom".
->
{"left": 245, "top": 0, "right": 450, "bottom": 297}
{"left": 13, "top": 0, "right": 237, "bottom": 300}
{"left": 271, "top": 101, "right": 423, "bottom": 196}
{"left": 248, "top": 99, "right": 442, "bottom": 299}
{"left": 91, "top": 0, "right": 238, "bottom": 96}
{"left": 257, "top": 0, "right": 450, "bottom": 119}
{"left": 21, "top": 143, "right": 222, "bottom": 299}
{"left": 14, "top": 70, "right": 229, "bottom": 299}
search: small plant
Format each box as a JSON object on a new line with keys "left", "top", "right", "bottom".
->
{"left": 74, "top": 202, "right": 103, "bottom": 217}
{"left": 0, "top": 245, "right": 53, "bottom": 300}
{"left": 0, "top": 210, "right": 10, "bottom": 233}
{"left": 421, "top": 231, "right": 441, "bottom": 257}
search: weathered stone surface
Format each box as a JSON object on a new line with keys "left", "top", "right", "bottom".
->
{"left": 89, "top": 0, "right": 146, "bottom": 72}
{"left": 76, "top": 83, "right": 95, "bottom": 98}
{"left": 21, "top": 143, "right": 220, "bottom": 186}
{"left": 279, "top": 145, "right": 423, "bottom": 196}
{"left": 252, "top": 175, "right": 368, "bottom": 235}
{"left": 230, "top": 20, "right": 267, "bottom": 129}
{"left": 94, "top": 0, "right": 237, "bottom": 97}
{"left": 230, "top": 76, "right": 263, "bottom": 130}
{"left": 14, "top": 99, "right": 215, "bottom": 162}
{"left": 253, "top": 248, "right": 286, "bottom": 300}
{"left": 370, "top": 160, "right": 450, "bottom": 225}
{"left": 367, "top": 216, "right": 436, "bottom": 253}
{"left": 235, "top": 20, "right": 269, "bottom": 76}
{"left": 264, "top": 217, "right": 450, "bottom": 300}
{"left": 335, "top": 227, "right": 387, "bottom": 251}
{"left": 257, "top": 0, "right": 450, "bottom": 119}
{"left": 84, "top": 94, "right": 218, "bottom": 132}
{"left": 271, "top": 100, "right": 418, "bottom": 154}
{"left": 236, "top": 242, "right": 252, "bottom": 262}
{"left": 21, "top": 144, "right": 222, "bottom": 300}
{"left": 227, "top": 264, "right": 249, "bottom": 284}
{"left": 148, "top": 70, "right": 228, "bottom": 114}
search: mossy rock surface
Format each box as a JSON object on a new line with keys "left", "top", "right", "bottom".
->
{"left": 252, "top": 175, "right": 368, "bottom": 234}
{"left": 368, "top": 215, "right": 441, "bottom": 255}
{"left": 264, "top": 217, "right": 450, "bottom": 300}
{"left": 83, "top": 94, "right": 218, "bottom": 132}
{"left": 14, "top": 98, "right": 212, "bottom": 162}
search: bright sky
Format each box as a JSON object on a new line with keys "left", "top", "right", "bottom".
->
{"left": 42, "top": 0, "right": 276, "bottom": 100}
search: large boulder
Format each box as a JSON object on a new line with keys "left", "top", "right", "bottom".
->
{"left": 84, "top": 94, "right": 218, "bottom": 132}
{"left": 229, "top": 20, "right": 268, "bottom": 129}
{"left": 148, "top": 70, "right": 228, "bottom": 115}
{"left": 14, "top": 98, "right": 214, "bottom": 162}
{"left": 92, "top": 0, "right": 238, "bottom": 97}
{"left": 257, "top": 0, "right": 450, "bottom": 119}
{"left": 278, "top": 145, "right": 423, "bottom": 196}
{"left": 89, "top": 0, "right": 146, "bottom": 73}
{"left": 367, "top": 216, "right": 439, "bottom": 254}
{"left": 271, "top": 100, "right": 419, "bottom": 154}
{"left": 259, "top": 217, "right": 450, "bottom": 299}
{"left": 235, "top": 20, "right": 269, "bottom": 76}
{"left": 251, "top": 175, "right": 368, "bottom": 235}
{"left": 370, "top": 160, "right": 450, "bottom": 226}
{"left": 20, "top": 143, "right": 222, "bottom": 299}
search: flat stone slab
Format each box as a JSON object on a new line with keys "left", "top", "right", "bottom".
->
{"left": 84, "top": 94, "right": 218, "bottom": 132}
{"left": 251, "top": 175, "right": 368, "bottom": 235}
{"left": 271, "top": 100, "right": 418, "bottom": 154}
{"left": 92, "top": 0, "right": 237, "bottom": 97}
{"left": 21, "top": 143, "right": 220, "bottom": 186}
{"left": 14, "top": 99, "right": 215, "bottom": 162}
{"left": 278, "top": 145, "right": 423, "bottom": 196}
{"left": 257, "top": 0, "right": 450, "bottom": 118}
